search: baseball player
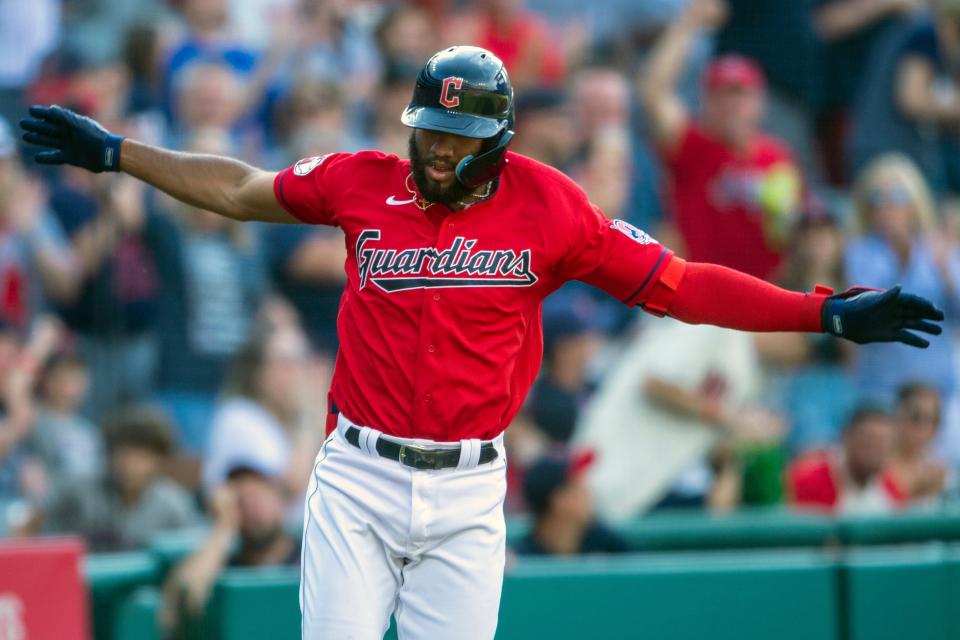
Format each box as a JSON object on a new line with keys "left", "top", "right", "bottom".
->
{"left": 20, "top": 46, "right": 944, "bottom": 639}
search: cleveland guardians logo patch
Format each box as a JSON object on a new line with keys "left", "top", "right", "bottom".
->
{"left": 439, "top": 77, "right": 464, "bottom": 108}
{"left": 610, "top": 219, "right": 656, "bottom": 245}
{"left": 356, "top": 229, "right": 537, "bottom": 292}
{"left": 293, "top": 154, "right": 331, "bottom": 176}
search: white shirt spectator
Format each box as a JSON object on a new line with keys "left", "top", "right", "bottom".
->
{"left": 202, "top": 396, "right": 290, "bottom": 489}
{"left": 840, "top": 470, "right": 900, "bottom": 515}
{"left": 575, "top": 318, "right": 761, "bottom": 520}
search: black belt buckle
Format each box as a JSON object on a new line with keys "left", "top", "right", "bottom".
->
{"left": 398, "top": 444, "right": 443, "bottom": 470}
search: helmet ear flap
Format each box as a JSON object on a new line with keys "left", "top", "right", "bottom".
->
{"left": 455, "top": 129, "right": 514, "bottom": 189}
{"left": 455, "top": 154, "right": 475, "bottom": 179}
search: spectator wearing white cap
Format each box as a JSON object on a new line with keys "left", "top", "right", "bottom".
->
{"left": 202, "top": 323, "right": 326, "bottom": 519}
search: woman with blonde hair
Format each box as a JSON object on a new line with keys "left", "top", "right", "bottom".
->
{"left": 846, "top": 153, "right": 958, "bottom": 403}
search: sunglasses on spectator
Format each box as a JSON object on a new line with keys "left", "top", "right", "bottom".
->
{"left": 904, "top": 408, "right": 939, "bottom": 426}
{"left": 868, "top": 184, "right": 913, "bottom": 209}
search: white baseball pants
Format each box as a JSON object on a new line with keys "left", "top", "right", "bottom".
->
{"left": 300, "top": 414, "right": 508, "bottom": 639}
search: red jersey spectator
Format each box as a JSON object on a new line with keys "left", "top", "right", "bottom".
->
{"left": 788, "top": 405, "right": 906, "bottom": 514}
{"left": 445, "top": 0, "right": 566, "bottom": 89}
{"left": 640, "top": 0, "right": 802, "bottom": 281}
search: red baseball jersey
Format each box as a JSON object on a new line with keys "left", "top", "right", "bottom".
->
{"left": 664, "top": 123, "right": 800, "bottom": 281}
{"left": 274, "top": 150, "right": 676, "bottom": 441}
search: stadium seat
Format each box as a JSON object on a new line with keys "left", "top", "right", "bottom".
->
{"left": 507, "top": 509, "right": 836, "bottom": 551}
{"left": 206, "top": 567, "right": 301, "bottom": 639}
{"left": 197, "top": 550, "right": 837, "bottom": 639}
{"left": 944, "top": 546, "right": 960, "bottom": 640}
{"left": 616, "top": 510, "right": 836, "bottom": 550}
{"left": 842, "top": 545, "right": 951, "bottom": 640}
{"left": 499, "top": 550, "right": 839, "bottom": 640}
{"left": 837, "top": 510, "right": 960, "bottom": 545}
{"left": 113, "top": 587, "right": 161, "bottom": 640}
{"left": 146, "top": 526, "right": 213, "bottom": 577}
{"left": 87, "top": 538, "right": 960, "bottom": 638}
{"left": 85, "top": 552, "right": 159, "bottom": 640}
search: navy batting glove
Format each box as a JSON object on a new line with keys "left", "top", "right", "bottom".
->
{"left": 822, "top": 285, "right": 945, "bottom": 348}
{"left": 19, "top": 105, "right": 124, "bottom": 173}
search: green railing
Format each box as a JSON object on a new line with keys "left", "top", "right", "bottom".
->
{"left": 84, "top": 508, "right": 960, "bottom": 640}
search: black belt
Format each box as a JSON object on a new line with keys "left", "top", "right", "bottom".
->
{"left": 344, "top": 426, "right": 498, "bottom": 470}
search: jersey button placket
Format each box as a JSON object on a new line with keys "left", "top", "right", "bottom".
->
{"left": 413, "top": 219, "right": 455, "bottom": 427}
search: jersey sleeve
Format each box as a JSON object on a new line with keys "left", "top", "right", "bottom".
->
{"left": 272, "top": 153, "right": 352, "bottom": 226}
{"left": 556, "top": 203, "right": 685, "bottom": 313}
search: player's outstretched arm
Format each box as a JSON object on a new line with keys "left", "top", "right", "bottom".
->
{"left": 20, "top": 105, "right": 297, "bottom": 224}
{"left": 666, "top": 261, "right": 944, "bottom": 348}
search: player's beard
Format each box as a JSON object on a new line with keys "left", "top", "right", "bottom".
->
{"left": 408, "top": 132, "right": 474, "bottom": 205}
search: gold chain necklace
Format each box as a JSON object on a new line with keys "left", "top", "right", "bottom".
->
{"left": 404, "top": 172, "right": 493, "bottom": 211}
{"left": 405, "top": 173, "right": 432, "bottom": 211}
{"left": 457, "top": 180, "right": 493, "bottom": 208}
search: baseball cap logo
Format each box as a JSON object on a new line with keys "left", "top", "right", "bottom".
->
{"left": 439, "top": 76, "right": 464, "bottom": 108}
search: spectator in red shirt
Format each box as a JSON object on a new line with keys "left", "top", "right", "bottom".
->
{"left": 640, "top": 0, "right": 802, "bottom": 281}
{"left": 445, "top": 0, "right": 567, "bottom": 89}
{"left": 787, "top": 405, "right": 906, "bottom": 514}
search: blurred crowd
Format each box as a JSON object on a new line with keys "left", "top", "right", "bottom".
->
{"left": 1, "top": 0, "right": 960, "bottom": 617}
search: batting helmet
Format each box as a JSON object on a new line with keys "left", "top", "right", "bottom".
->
{"left": 401, "top": 45, "right": 515, "bottom": 189}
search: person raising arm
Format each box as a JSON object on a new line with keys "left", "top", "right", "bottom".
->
{"left": 639, "top": 0, "right": 728, "bottom": 150}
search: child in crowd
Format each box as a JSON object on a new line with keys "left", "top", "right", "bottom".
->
{"left": 24, "top": 354, "right": 103, "bottom": 494}
{"left": 37, "top": 405, "right": 199, "bottom": 550}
